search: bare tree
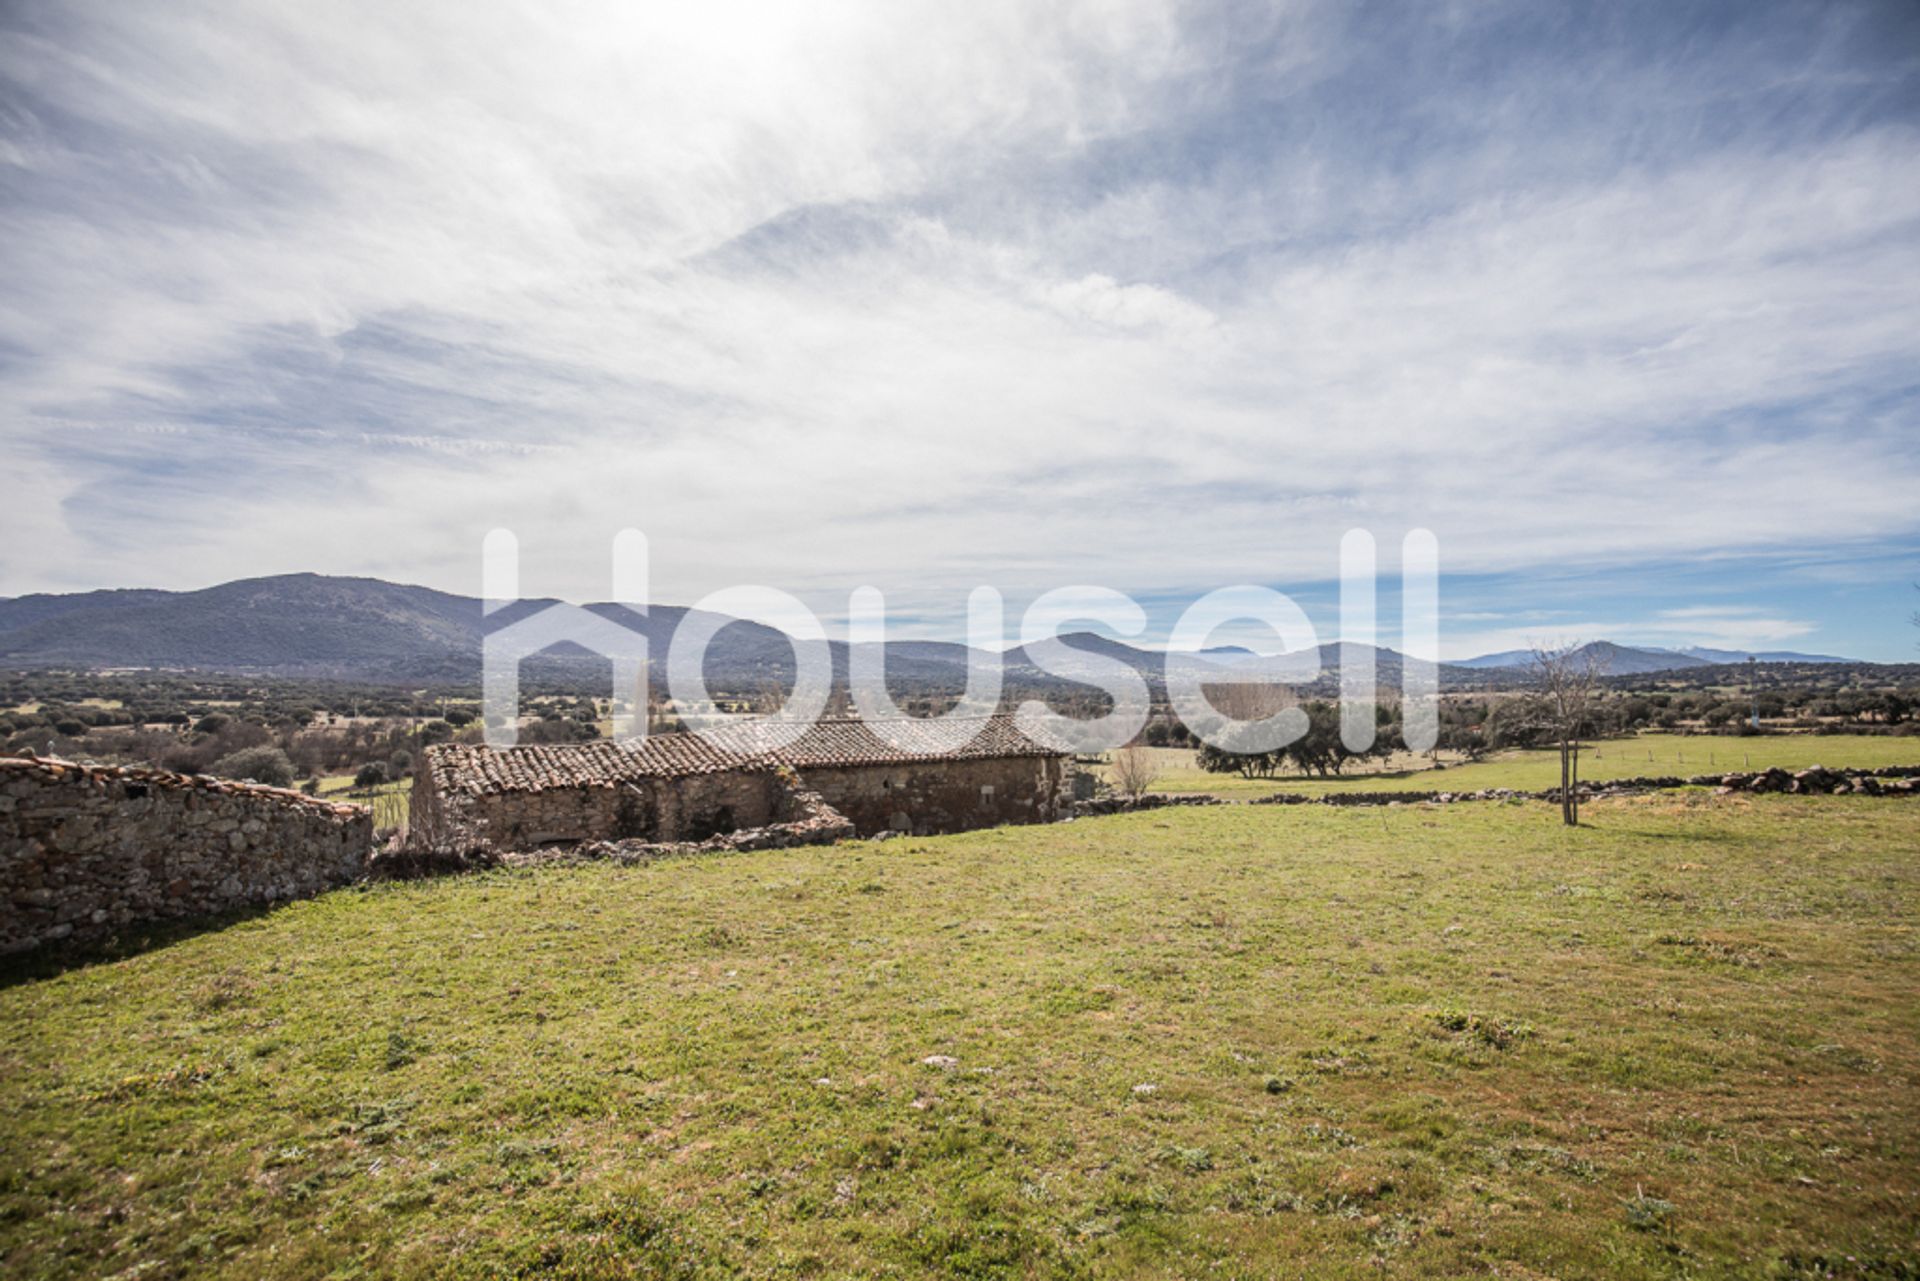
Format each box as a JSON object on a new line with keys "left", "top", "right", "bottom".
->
{"left": 1527, "top": 642, "right": 1607, "bottom": 826}
{"left": 1110, "top": 742, "right": 1163, "bottom": 801}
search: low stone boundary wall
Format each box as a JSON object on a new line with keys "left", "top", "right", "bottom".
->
{"left": 1071, "top": 764, "right": 1920, "bottom": 818}
{"left": 1, "top": 754, "right": 373, "bottom": 954}
{"left": 1069, "top": 794, "right": 1226, "bottom": 816}
{"left": 1712, "top": 764, "right": 1920, "bottom": 795}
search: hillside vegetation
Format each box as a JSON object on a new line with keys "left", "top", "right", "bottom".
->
{"left": 2, "top": 795, "right": 1915, "bottom": 1278}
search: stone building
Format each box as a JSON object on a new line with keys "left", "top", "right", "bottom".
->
{"left": 408, "top": 735, "right": 791, "bottom": 852}
{"left": 705, "top": 714, "right": 1072, "bottom": 837}
{"left": 410, "top": 713, "right": 1070, "bottom": 854}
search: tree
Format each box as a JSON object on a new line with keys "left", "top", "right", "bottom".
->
{"left": 1110, "top": 743, "right": 1162, "bottom": 800}
{"left": 1526, "top": 643, "right": 1607, "bottom": 827}
{"left": 354, "top": 761, "right": 389, "bottom": 789}
{"left": 211, "top": 745, "right": 296, "bottom": 789}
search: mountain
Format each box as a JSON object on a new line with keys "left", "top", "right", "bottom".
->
{"left": 1673, "top": 645, "right": 1860, "bottom": 665}
{"left": 18, "top": 577, "right": 1859, "bottom": 692}
{"left": 1455, "top": 641, "right": 1715, "bottom": 675}
{"left": 0, "top": 574, "right": 1493, "bottom": 692}
{"left": 0, "top": 574, "right": 769, "bottom": 684}
{"left": 1457, "top": 639, "right": 1867, "bottom": 674}
{"left": 1449, "top": 648, "right": 1538, "bottom": 670}
{"left": 0, "top": 587, "right": 176, "bottom": 634}
{"left": 1453, "top": 640, "right": 1870, "bottom": 675}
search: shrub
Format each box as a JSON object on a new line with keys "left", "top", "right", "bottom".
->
{"left": 355, "top": 762, "right": 390, "bottom": 789}
{"left": 210, "top": 746, "right": 296, "bottom": 789}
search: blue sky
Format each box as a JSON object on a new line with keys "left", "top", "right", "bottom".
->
{"left": 2, "top": 0, "right": 1918, "bottom": 660}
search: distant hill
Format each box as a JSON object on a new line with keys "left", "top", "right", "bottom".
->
{"left": 1455, "top": 639, "right": 1858, "bottom": 675}
{"left": 1672, "top": 645, "right": 1859, "bottom": 665}
{"left": 0, "top": 576, "right": 1862, "bottom": 691}
{"left": 0, "top": 575, "right": 760, "bottom": 685}
{"left": 0, "top": 574, "right": 1491, "bottom": 692}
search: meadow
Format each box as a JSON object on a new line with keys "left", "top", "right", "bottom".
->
{"left": 2, "top": 791, "right": 1916, "bottom": 1278}
{"left": 1108, "top": 732, "right": 1920, "bottom": 797}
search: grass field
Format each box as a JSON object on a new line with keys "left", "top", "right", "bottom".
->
{"left": 2, "top": 794, "right": 1916, "bottom": 1278}
{"left": 316, "top": 775, "right": 412, "bottom": 830}
{"left": 1108, "top": 732, "right": 1920, "bottom": 797}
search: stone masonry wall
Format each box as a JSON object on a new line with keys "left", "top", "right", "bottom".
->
{"left": 801, "top": 755, "right": 1069, "bottom": 837}
{"left": 1, "top": 754, "right": 373, "bottom": 954}
{"left": 409, "top": 765, "right": 787, "bottom": 855}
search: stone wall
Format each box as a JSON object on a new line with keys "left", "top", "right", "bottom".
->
{"left": 511, "top": 786, "right": 856, "bottom": 867}
{"left": 801, "top": 754, "right": 1069, "bottom": 836}
{"left": 1, "top": 754, "right": 373, "bottom": 954}
{"left": 408, "top": 763, "right": 788, "bottom": 855}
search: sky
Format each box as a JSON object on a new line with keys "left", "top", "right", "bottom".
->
{"left": 2, "top": 0, "right": 1918, "bottom": 660}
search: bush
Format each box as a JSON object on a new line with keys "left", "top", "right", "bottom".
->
{"left": 355, "top": 762, "right": 390, "bottom": 789}
{"left": 210, "top": 746, "right": 296, "bottom": 789}
{"left": 194, "top": 713, "right": 231, "bottom": 735}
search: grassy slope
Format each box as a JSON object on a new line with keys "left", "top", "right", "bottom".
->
{"left": 1117, "top": 733, "right": 1920, "bottom": 797}
{"left": 1, "top": 796, "right": 1916, "bottom": 1279}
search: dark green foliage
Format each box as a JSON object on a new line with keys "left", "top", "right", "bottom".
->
{"left": 209, "top": 745, "right": 296, "bottom": 788}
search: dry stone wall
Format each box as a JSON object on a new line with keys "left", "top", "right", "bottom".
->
{"left": 1071, "top": 764, "right": 1920, "bottom": 816}
{"left": 509, "top": 787, "right": 856, "bottom": 867}
{"left": 801, "top": 755, "right": 1069, "bottom": 836}
{"left": 408, "top": 760, "right": 790, "bottom": 857}
{"left": 1, "top": 754, "right": 373, "bottom": 954}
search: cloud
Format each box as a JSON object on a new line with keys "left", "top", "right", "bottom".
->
{"left": 1037, "top": 274, "right": 1216, "bottom": 333}
{"left": 0, "top": 0, "right": 1916, "bottom": 658}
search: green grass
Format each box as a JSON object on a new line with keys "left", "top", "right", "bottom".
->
{"left": 2, "top": 795, "right": 1917, "bottom": 1278}
{"left": 1110, "top": 732, "right": 1920, "bottom": 797}
{"left": 316, "top": 776, "right": 412, "bottom": 829}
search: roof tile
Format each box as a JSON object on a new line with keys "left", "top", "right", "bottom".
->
{"left": 424, "top": 714, "right": 1060, "bottom": 796}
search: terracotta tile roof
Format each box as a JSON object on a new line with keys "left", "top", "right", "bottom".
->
{"left": 707, "top": 713, "right": 1064, "bottom": 768}
{"left": 424, "top": 714, "right": 1063, "bottom": 796}
{"left": 424, "top": 736, "right": 775, "bottom": 796}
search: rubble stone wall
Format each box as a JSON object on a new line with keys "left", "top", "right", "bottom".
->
{"left": 409, "top": 764, "right": 787, "bottom": 854}
{"left": 515, "top": 786, "right": 856, "bottom": 866}
{"left": 1, "top": 755, "right": 372, "bottom": 954}
{"left": 800, "top": 755, "right": 1069, "bottom": 837}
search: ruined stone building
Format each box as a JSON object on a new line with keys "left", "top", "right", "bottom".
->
{"left": 703, "top": 714, "right": 1070, "bottom": 838}
{"left": 409, "top": 713, "right": 1070, "bottom": 854}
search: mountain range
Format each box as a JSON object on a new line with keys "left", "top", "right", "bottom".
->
{"left": 1453, "top": 640, "right": 1858, "bottom": 673}
{"left": 0, "top": 574, "right": 1861, "bottom": 688}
